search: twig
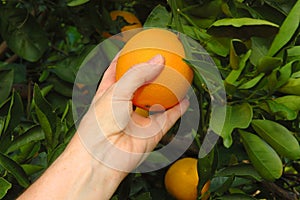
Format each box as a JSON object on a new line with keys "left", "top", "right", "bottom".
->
{"left": 5, "top": 54, "right": 19, "bottom": 63}
{"left": 27, "top": 81, "right": 33, "bottom": 120}
{"left": 261, "top": 181, "right": 298, "bottom": 200}
{"left": 160, "top": 134, "right": 199, "bottom": 156}
{"left": 51, "top": 45, "right": 68, "bottom": 56}
{"left": 0, "top": 41, "right": 8, "bottom": 56}
{"left": 13, "top": 84, "right": 28, "bottom": 99}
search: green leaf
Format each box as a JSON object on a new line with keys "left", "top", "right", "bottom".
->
{"left": 0, "top": 8, "right": 49, "bottom": 62}
{"left": 257, "top": 56, "right": 282, "bottom": 74}
{"left": 67, "top": 0, "right": 90, "bottom": 7}
{"left": 229, "top": 39, "right": 247, "bottom": 70}
{"left": 198, "top": 147, "right": 217, "bottom": 191}
{"left": 265, "top": 70, "right": 278, "bottom": 93}
{"left": 0, "top": 92, "right": 24, "bottom": 152}
{"left": 209, "top": 104, "right": 227, "bottom": 137}
{"left": 207, "top": 18, "right": 279, "bottom": 38}
{"left": 168, "top": 0, "right": 184, "bottom": 32}
{"left": 49, "top": 57, "right": 80, "bottom": 83}
{"left": 47, "top": 143, "right": 68, "bottom": 165}
{"left": 239, "top": 130, "right": 283, "bottom": 181}
{"left": 6, "top": 126, "right": 44, "bottom": 154}
{"left": 278, "top": 78, "right": 300, "bottom": 95}
{"left": 209, "top": 17, "right": 279, "bottom": 28}
{"left": 268, "top": 0, "right": 300, "bottom": 56}
{"left": 180, "top": 0, "right": 222, "bottom": 19}
{"left": 47, "top": 75, "right": 73, "bottom": 97}
{"left": 0, "top": 152, "right": 30, "bottom": 188}
{"left": 41, "top": 85, "right": 54, "bottom": 97}
{"left": 3, "top": 91, "right": 23, "bottom": 134}
{"left": 275, "top": 95, "right": 300, "bottom": 111}
{"left": 64, "top": 26, "right": 83, "bottom": 51}
{"left": 36, "top": 108, "right": 53, "bottom": 146}
{"left": 0, "top": 177, "right": 12, "bottom": 199}
{"left": 33, "top": 84, "right": 57, "bottom": 149}
{"left": 144, "top": 5, "right": 171, "bottom": 28}
{"left": 216, "top": 164, "right": 262, "bottom": 181}
{"left": 49, "top": 45, "right": 94, "bottom": 83}
{"left": 225, "top": 50, "right": 251, "bottom": 87}
{"left": 238, "top": 73, "right": 264, "bottom": 89}
{"left": 134, "top": 192, "right": 151, "bottom": 200}
{"left": 61, "top": 100, "right": 71, "bottom": 122}
{"left": 214, "top": 175, "right": 235, "bottom": 196}
{"left": 39, "top": 70, "right": 50, "bottom": 82}
{"left": 287, "top": 46, "right": 300, "bottom": 60}
{"left": 249, "top": 37, "right": 271, "bottom": 66}
{"left": 0, "top": 117, "right": 5, "bottom": 137}
{"left": 264, "top": 0, "right": 296, "bottom": 16}
{"left": 262, "top": 100, "right": 297, "bottom": 120}
{"left": 16, "top": 142, "right": 41, "bottom": 164}
{"left": 0, "top": 62, "right": 26, "bottom": 84}
{"left": 221, "top": 103, "right": 253, "bottom": 148}
{"left": 252, "top": 120, "right": 300, "bottom": 160}
{"left": 184, "top": 25, "right": 229, "bottom": 57}
{"left": 206, "top": 37, "right": 230, "bottom": 58}
{"left": 292, "top": 71, "right": 300, "bottom": 78}
{"left": 100, "top": 39, "right": 122, "bottom": 62}
{"left": 216, "top": 193, "right": 256, "bottom": 200}
{"left": 22, "top": 164, "right": 44, "bottom": 176}
{"left": 0, "top": 69, "right": 13, "bottom": 105}
{"left": 276, "top": 61, "right": 294, "bottom": 88}
{"left": 145, "top": 151, "right": 170, "bottom": 164}
{"left": 30, "top": 85, "right": 53, "bottom": 110}
{"left": 30, "top": 151, "right": 47, "bottom": 170}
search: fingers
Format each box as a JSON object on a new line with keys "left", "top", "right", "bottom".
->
{"left": 96, "top": 52, "right": 119, "bottom": 97}
{"left": 95, "top": 54, "right": 165, "bottom": 132}
{"left": 112, "top": 54, "right": 165, "bottom": 101}
{"left": 124, "top": 98, "right": 190, "bottom": 142}
{"left": 151, "top": 98, "right": 190, "bottom": 135}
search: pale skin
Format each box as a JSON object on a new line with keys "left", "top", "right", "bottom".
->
{"left": 17, "top": 54, "right": 190, "bottom": 200}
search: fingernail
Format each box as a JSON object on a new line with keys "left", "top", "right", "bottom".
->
{"left": 148, "top": 54, "right": 164, "bottom": 65}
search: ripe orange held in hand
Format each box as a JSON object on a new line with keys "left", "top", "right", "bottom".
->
{"left": 164, "top": 158, "right": 210, "bottom": 200}
{"left": 116, "top": 28, "right": 194, "bottom": 111}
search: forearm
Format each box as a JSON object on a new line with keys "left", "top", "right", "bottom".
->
{"left": 18, "top": 133, "right": 127, "bottom": 200}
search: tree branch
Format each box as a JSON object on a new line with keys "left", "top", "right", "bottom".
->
{"left": 160, "top": 134, "right": 199, "bottom": 156}
{"left": 0, "top": 41, "right": 8, "bottom": 57}
{"left": 5, "top": 54, "right": 19, "bottom": 63}
{"left": 261, "top": 181, "right": 298, "bottom": 200}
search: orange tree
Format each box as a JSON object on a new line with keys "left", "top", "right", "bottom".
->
{"left": 0, "top": 0, "right": 300, "bottom": 199}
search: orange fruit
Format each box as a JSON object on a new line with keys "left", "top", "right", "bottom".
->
{"left": 116, "top": 28, "right": 194, "bottom": 111}
{"left": 102, "top": 10, "right": 142, "bottom": 39}
{"left": 110, "top": 10, "right": 142, "bottom": 32}
{"left": 164, "top": 157, "right": 210, "bottom": 200}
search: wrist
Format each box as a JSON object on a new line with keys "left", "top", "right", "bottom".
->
{"left": 19, "top": 133, "right": 128, "bottom": 200}
{"left": 62, "top": 133, "right": 128, "bottom": 199}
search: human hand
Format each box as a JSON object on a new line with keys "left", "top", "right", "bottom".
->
{"left": 17, "top": 54, "right": 190, "bottom": 200}
{"left": 77, "top": 54, "right": 190, "bottom": 172}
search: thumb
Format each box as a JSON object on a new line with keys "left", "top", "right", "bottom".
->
{"left": 112, "top": 54, "right": 165, "bottom": 101}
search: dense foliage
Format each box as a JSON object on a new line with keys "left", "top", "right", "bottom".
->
{"left": 0, "top": 0, "right": 300, "bottom": 199}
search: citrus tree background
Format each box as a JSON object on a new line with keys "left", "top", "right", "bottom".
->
{"left": 0, "top": 0, "right": 300, "bottom": 199}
